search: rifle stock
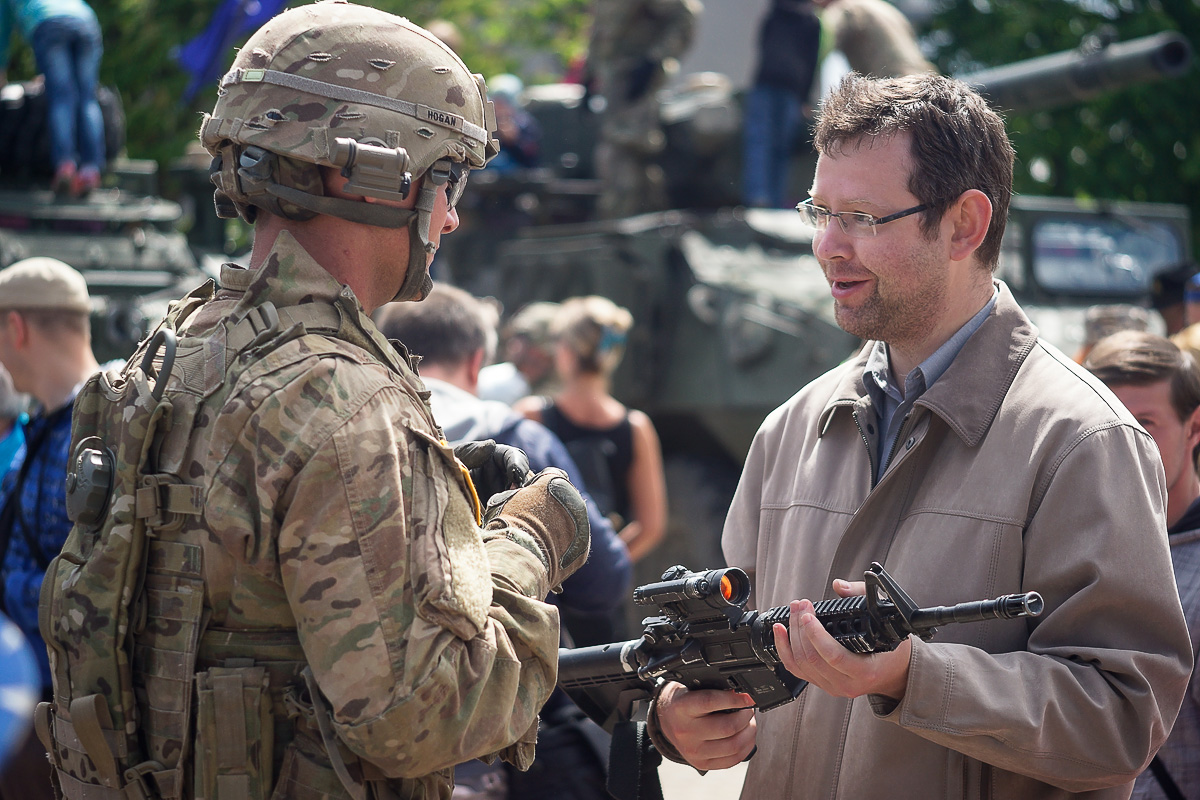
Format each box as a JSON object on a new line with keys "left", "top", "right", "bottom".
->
{"left": 558, "top": 562, "right": 1043, "bottom": 731}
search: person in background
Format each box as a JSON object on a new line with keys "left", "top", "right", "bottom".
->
{"left": 516, "top": 296, "right": 667, "bottom": 564}
{"left": 0, "top": 364, "right": 25, "bottom": 481}
{"left": 1149, "top": 263, "right": 1195, "bottom": 336}
{"left": 742, "top": 0, "right": 821, "bottom": 209}
{"left": 1084, "top": 330, "right": 1200, "bottom": 800}
{"left": 479, "top": 301, "right": 562, "bottom": 405}
{"left": 815, "top": 0, "right": 935, "bottom": 79}
{"left": 0, "top": 256, "right": 100, "bottom": 800}
{"left": 587, "top": 0, "right": 700, "bottom": 217}
{"left": 425, "top": 17, "right": 463, "bottom": 54}
{"left": 0, "top": 0, "right": 105, "bottom": 196}
{"left": 376, "top": 284, "right": 630, "bottom": 800}
{"left": 486, "top": 74, "right": 542, "bottom": 174}
{"left": 1073, "top": 302, "right": 1151, "bottom": 363}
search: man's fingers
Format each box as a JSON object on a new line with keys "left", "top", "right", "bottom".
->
{"left": 833, "top": 578, "right": 866, "bottom": 597}
{"left": 688, "top": 714, "right": 758, "bottom": 771}
{"left": 657, "top": 683, "right": 757, "bottom": 768}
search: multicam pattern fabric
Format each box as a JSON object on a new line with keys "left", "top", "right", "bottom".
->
{"left": 43, "top": 230, "right": 564, "bottom": 800}
{"left": 183, "top": 233, "right": 560, "bottom": 796}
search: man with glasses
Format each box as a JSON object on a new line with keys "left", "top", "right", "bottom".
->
{"left": 36, "top": 5, "right": 593, "bottom": 799}
{"left": 649, "top": 72, "right": 1191, "bottom": 799}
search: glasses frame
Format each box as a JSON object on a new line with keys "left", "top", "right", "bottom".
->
{"left": 429, "top": 159, "right": 470, "bottom": 209}
{"left": 795, "top": 198, "right": 930, "bottom": 237}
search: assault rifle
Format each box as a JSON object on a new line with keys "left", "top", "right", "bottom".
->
{"left": 558, "top": 562, "right": 1044, "bottom": 732}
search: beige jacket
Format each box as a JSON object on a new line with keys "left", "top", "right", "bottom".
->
{"left": 715, "top": 283, "right": 1192, "bottom": 799}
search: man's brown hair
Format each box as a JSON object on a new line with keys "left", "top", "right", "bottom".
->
{"left": 813, "top": 73, "right": 1015, "bottom": 270}
{"left": 374, "top": 285, "right": 497, "bottom": 368}
{"left": 1085, "top": 329, "right": 1200, "bottom": 422}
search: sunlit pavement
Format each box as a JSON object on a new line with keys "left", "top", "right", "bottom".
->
{"left": 659, "top": 757, "right": 748, "bottom": 800}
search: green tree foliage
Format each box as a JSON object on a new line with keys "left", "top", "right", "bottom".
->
{"left": 929, "top": 0, "right": 1200, "bottom": 251}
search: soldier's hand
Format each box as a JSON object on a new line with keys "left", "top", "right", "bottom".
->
{"left": 454, "top": 439, "right": 532, "bottom": 500}
{"left": 483, "top": 467, "right": 591, "bottom": 589}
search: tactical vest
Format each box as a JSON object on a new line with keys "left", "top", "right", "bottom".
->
{"left": 37, "top": 279, "right": 442, "bottom": 800}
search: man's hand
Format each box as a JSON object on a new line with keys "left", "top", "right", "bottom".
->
{"left": 654, "top": 682, "right": 757, "bottom": 771}
{"left": 772, "top": 579, "right": 912, "bottom": 701}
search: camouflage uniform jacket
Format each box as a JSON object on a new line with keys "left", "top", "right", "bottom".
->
{"left": 159, "top": 231, "right": 560, "bottom": 799}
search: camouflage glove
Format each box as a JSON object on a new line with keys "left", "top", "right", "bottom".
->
{"left": 454, "top": 439, "right": 533, "bottom": 501}
{"left": 484, "top": 468, "right": 591, "bottom": 589}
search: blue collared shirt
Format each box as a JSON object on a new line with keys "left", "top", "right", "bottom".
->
{"left": 863, "top": 287, "right": 998, "bottom": 475}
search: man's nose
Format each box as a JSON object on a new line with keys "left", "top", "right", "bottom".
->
{"left": 813, "top": 220, "right": 852, "bottom": 261}
{"left": 443, "top": 205, "right": 460, "bottom": 234}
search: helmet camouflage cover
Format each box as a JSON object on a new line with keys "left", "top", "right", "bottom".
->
{"left": 200, "top": 0, "right": 500, "bottom": 300}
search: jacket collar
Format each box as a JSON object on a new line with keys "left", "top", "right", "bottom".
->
{"left": 819, "top": 281, "right": 1039, "bottom": 447}
{"left": 220, "top": 230, "right": 346, "bottom": 309}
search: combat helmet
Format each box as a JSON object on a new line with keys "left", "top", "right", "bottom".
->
{"left": 200, "top": 0, "right": 499, "bottom": 301}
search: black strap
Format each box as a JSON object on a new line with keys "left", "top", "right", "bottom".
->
{"left": 606, "top": 720, "right": 663, "bottom": 800}
{"left": 0, "top": 404, "right": 72, "bottom": 594}
{"left": 1149, "top": 755, "right": 1186, "bottom": 800}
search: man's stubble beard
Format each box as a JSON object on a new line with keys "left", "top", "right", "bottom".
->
{"left": 829, "top": 246, "right": 948, "bottom": 347}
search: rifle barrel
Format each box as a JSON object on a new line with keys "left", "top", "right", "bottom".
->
{"left": 908, "top": 592, "right": 1044, "bottom": 630}
{"left": 557, "top": 639, "right": 642, "bottom": 691}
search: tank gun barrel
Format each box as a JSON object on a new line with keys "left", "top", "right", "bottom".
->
{"left": 962, "top": 31, "right": 1192, "bottom": 113}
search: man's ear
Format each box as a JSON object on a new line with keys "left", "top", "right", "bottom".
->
{"left": 466, "top": 347, "right": 485, "bottom": 391}
{"left": 1185, "top": 404, "right": 1200, "bottom": 454}
{"left": 947, "top": 189, "right": 992, "bottom": 263}
{"left": 2, "top": 310, "right": 29, "bottom": 348}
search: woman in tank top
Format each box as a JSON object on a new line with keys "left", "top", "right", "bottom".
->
{"left": 515, "top": 296, "right": 667, "bottom": 563}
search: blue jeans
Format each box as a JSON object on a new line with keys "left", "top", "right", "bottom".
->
{"left": 741, "top": 84, "right": 801, "bottom": 209}
{"left": 30, "top": 14, "right": 105, "bottom": 172}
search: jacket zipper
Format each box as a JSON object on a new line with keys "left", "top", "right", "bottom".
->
{"left": 851, "top": 410, "right": 879, "bottom": 486}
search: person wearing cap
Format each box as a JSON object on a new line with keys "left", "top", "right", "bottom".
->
{"left": 34, "top": 5, "right": 592, "bottom": 799}
{"left": 0, "top": 256, "right": 98, "bottom": 800}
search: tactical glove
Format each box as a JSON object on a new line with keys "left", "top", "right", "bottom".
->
{"left": 454, "top": 439, "right": 533, "bottom": 501}
{"left": 484, "top": 468, "right": 591, "bottom": 589}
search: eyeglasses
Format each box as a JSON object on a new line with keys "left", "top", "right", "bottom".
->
{"left": 429, "top": 159, "right": 470, "bottom": 208}
{"left": 795, "top": 198, "right": 929, "bottom": 237}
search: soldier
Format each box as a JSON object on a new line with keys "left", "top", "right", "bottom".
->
{"left": 35, "top": 3, "right": 590, "bottom": 799}
{"left": 588, "top": 0, "right": 701, "bottom": 218}
{"left": 815, "top": 0, "right": 935, "bottom": 79}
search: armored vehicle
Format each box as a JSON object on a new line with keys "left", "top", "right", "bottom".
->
{"left": 0, "top": 83, "right": 210, "bottom": 365}
{"left": 439, "top": 31, "right": 1195, "bottom": 578}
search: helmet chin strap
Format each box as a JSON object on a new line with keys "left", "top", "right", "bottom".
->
{"left": 389, "top": 179, "right": 439, "bottom": 303}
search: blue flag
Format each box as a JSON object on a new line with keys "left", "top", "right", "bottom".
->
{"left": 175, "top": 0, "right": 287, "bottom": 102}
